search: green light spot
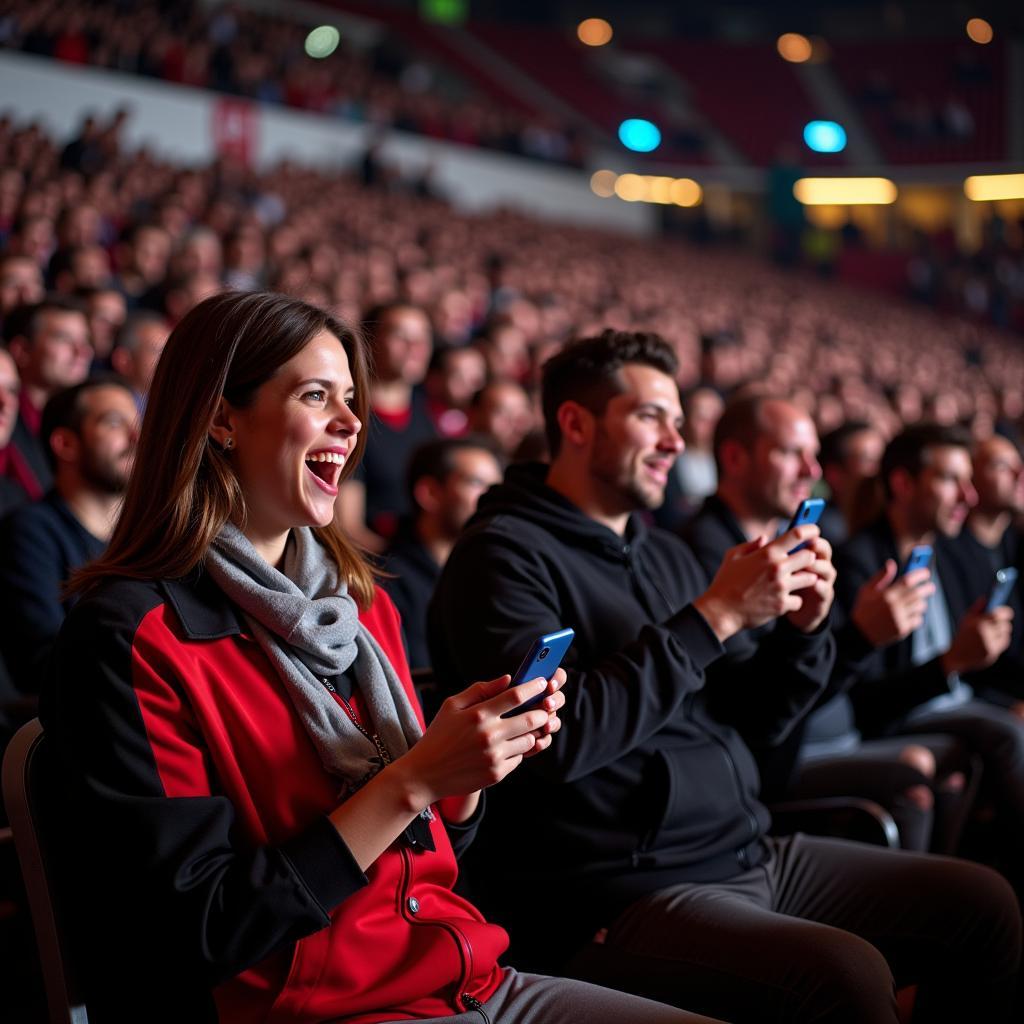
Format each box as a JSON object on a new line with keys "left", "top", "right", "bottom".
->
{"left": 305, "top": 25, "right": 340, "bottom": 59}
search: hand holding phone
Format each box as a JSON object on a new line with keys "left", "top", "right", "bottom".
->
{"left": 500, "top": 627, "right": 575, "bottom": 718}
{"left": 986, "top": 567, "right": 1018, "bottom": 613}
{"left": 785, "top": 498, "right": 825, "bottom": 553}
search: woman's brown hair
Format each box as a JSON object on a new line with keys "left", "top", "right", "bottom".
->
{"left": 71, "top": 290, "right": 376, "bottom": 607}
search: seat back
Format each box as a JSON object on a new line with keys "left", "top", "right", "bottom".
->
{"left": 2, "top": 719, "right": 88, "bottom": 1024}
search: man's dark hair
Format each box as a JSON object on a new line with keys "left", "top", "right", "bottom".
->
{"left": 819, "top": 420, "right": 873, "bottom": 469}
{"left": 711, "top": 394, "right": 773, "bottom": 476}
{"left": 881, "top": 422, "right": 972, "bottom": 499}
{"left": 2, "top": 294, "right": 88, "bottom": 345}
{"left": 361, "top": 301, "right": 423, "bottom": 342}
{"left": 405, "top": 435, "right": 503, "bottom": 510}
{"left": 540, "top": 329, "right": 678, "bottom": 457}
{"left": 40, "top": 375, "right": 133, "bottom": 470}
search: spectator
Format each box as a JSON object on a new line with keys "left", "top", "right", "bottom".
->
{"left": 0, "top": 253, "right": 44, "bottom": 324}
{"left": 4, "top": 295, "right": 93, "bottom": 499}
{"left": 0, "top": 376, "right": 137, "bottom": 694}
{"left": 338, "top": 301, "right": 436, "bottom": 549}
{"left": 0, "top": 347, "right": 26, "bottom": 517}
{"left": 468, "top": 380, "right": 533, "bottom": 457}
{"left": 429, "top": 330, "right": 1022, "bottom": 1022}
{"left": 424, "top": 344, "right": 487, "bottom": 437}
{"left": 78, "top": 284, "right": 126, "bottom": 366}
{"left": 818, "top": 420, "right": 885, "bottom": 545}
{"left": 110, "top": 310, "right": 170, "bottom": 413}
{"left": 658, "top": 385, "right": 723, "bottom": 529}
{"left": 384, "top": 436, "right": 503, "bottom": 669}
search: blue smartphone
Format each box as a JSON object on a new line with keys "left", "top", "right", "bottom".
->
{"left": 785, "top": 498, "right": 825, "bottom": 553}
{"left": 986, "top": 567, "right": 1018, "bottom": 613}
{"left": 500, "top": 627, "right": 575, "bottom": 718}
{"left": 902, "top": 545, "right": 933, "bottom": 577}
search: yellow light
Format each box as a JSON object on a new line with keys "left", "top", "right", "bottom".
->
{"left": 793, "top": 177, "right": 898, "bottom": 205}
{"left": 964, "top": 174, "right": 1024, "bottom": 201}
{"left": 578, "top": 18, "right": 613, "bottom": 47}
{"left": 669, "top": 178, "right": 703, "bottom": 207}
{"left": 614, "top": 174, "right": 646, "bottom": 202}
{"left": 777, "top": 33, "right": 812, "bottom": 63}
{"left": 966, "top": 17, "right": 994, "bottom": 44}
{"left": 647, "top": 177, "right": 674, "bottom": 204}
{"left": 590, "top": 169, "right": 618, "bottom": 198}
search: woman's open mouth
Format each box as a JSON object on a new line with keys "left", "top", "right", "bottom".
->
{"left": 304, "top": 451, "right": 346, "bottom": 495}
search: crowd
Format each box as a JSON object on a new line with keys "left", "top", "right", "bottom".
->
{"left": 3, "top": 110, "right": 1024, "bottom": 1022}
{"left": 0, "top": 0, "right": 584, "bottom": 167}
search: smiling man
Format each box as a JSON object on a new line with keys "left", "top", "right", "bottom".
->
{"left": 428, "top": 332, "right": 1022, "bottom": 1024}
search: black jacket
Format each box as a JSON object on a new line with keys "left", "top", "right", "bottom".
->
{"left": 382, "top": 530, "right": 441, "bottom": 672}
{"left": 683, "top": 496, "right": 839, "bottom": 798}
{"left": 428, "top": 464, "right": 829, "bottom": 964}
{"left": 835, "top": 517, "right": 973, "bottom": 736}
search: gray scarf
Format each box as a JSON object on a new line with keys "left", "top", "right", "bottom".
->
{"left": 205, "top": 523, "right": 422, "bottom": 793}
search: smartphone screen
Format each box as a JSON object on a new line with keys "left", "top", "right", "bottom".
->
{"left": 786, "top": 498, "right": 825, "bottom": 553}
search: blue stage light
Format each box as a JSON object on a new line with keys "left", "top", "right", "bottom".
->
{"left": 803, "top": 121, "right": 847, "bottom": 153}
{"left": 618, "top": 119, "right": 661, "bottom": 153}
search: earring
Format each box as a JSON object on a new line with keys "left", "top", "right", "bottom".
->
{"left": 223, "top": 436, "right": 234, "bottom": 451}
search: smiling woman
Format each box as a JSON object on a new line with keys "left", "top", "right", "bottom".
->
{"left": 42, "top": 291, "right": 713, "bottom": 1024}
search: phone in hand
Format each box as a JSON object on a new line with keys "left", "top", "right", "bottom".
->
{"left": 785, "top": 498, "right": 825, "bottom": 553}
{"left": 985, "top": 567, "right": 1019, "bottom": 613}
{"left": 500, "top": 627, "right": 575, "bottom": 718}
{"left": 902, "top": 545, "right": 933, "bottom": 578}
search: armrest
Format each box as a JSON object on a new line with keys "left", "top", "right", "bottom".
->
{"left": 770, "top": 797, "right": 900, "bottom": 849}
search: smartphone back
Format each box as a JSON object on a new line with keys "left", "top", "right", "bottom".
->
{"left": 501, "top": 627, "right": 575, "bottom": 718}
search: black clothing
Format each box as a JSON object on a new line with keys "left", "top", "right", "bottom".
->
{"left": 0, "top": 491, "right": 104, "bottom": 694}
{"left": 0, "top": 476, "right": 28, "bottom": 520}
{"left": 683, "top": 495, "right": 839, "bottom": 798}
{"left": 834, "top": 518, "right": 972, "bottom": 737}
{"left": 382, "top": 530, "right": 441, "bottom": 671}
{"left": 8, "top": 415, "right": 52, "bottom": 498}
{"left": 356, "top": 390, "right": 437, "bottom": 539}
{"left": 428, "top": 464, "right": 829, "bottom": 961}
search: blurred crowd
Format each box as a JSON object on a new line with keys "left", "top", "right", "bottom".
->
{"left": 0, "top": 0, "right": 583, "bottom": 166}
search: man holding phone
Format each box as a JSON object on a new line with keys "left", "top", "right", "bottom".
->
{"left": 429, "top": 332, "right": 1021, "bottom": 1024}
{"left": 685, "top": 398, "right": 962, "bottom": 854}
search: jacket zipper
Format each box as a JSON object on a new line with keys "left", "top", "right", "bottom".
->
{"left": 708, "top": 732, "right": 759, "bottom": 866}
{"left": 399, "top": 847, "right": 478, "bottom": 1013}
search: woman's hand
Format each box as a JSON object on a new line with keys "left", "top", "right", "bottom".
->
{"left": 395, "top": 670, "right": 567, "bottom": 812}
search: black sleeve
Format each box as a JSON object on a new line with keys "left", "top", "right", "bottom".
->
{"left": 0, "top": 509, "right": 70, "bottom": 693}
{"left": 443, "top": 790, "right": 487, "bottom": 859}
{"left": 428, "top": 531, "right": 724, "bottom": 784}
{"left": 44, "top": 595, "right": 369, "bottom": 987}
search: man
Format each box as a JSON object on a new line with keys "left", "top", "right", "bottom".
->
{"left": 467, "top": 379, "right": 534, "bottom": 457}
{"left": 685, "top": 398, "right": 962, "bottom": 853}
{"left": 384, "top": 436, "right": 503, "bottom": 669}
{"left": 657, "top": 385, "right": 723, "bottom": 530}
{"left": 818, "top": 420, "right": 885, "bottom": 545}
{"left": 939, "top": 433, "right": 1024, "bottom": 707}
{"left": 338, "top": 302, "right": 436, "bottom": 549}
{"left": 0, "top": 254, "right": 44, "bottom": 326}
{"left": 836, "top": 424, "right": 1024, "bottom": 885}
{"left": 0, "top": 348, "right": 26, "bottom": 516}
{"left": 0, "top": 377, "right": 138, "bottom": 695}
{"left": 110, "top": 310, "right": 170, "bottom": 413}
{"left": 429, "top": 332, "right": 1020, "bottom": 1024}
{"left": 4, "top": 296, "right": 93, "bottom": 499}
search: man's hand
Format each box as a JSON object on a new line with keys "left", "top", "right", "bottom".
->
{"left": 693, "top": 525, "right": 821, "bottom": 643}
{"left": 784, "top": 533, "right": 837, "bottom": 634}
{"left": 852, "top": 560, "right": 936, "bottom": 649}
{"left": 940, "top": 600, "right": 1014, "bottom": 677}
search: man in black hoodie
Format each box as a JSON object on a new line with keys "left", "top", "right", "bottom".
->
{"left": 429, "top": 331, "right": 1021, "bottom": 1024}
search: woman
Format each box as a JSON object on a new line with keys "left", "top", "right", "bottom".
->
{"left": 44, "top": 292, "right": 723, "bottom": 1023}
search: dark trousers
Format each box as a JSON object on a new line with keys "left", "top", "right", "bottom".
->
{"left": 572, "top": 834, "right": 1020, "bottom": 1024}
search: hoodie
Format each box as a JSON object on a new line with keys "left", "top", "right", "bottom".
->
{"left": 428, "top": 464, "right": 827, "bottom": 967}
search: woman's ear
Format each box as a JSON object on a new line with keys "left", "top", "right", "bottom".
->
{"left": 208, "top": 398, "right": 237, "bottom": 450}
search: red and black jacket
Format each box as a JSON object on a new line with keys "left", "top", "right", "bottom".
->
{"left": 42, "top": 570, "right": 507, "bottom": 1023}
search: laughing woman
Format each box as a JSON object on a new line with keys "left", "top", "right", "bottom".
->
{"left": 43, "top": 291, "right": 723, "bottom": 1024}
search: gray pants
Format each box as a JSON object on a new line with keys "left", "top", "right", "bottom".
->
{"left": 569, "top": 834, "right": 1020, "bottom": 1024}
{"left": 376, "top": 968, "right": 729, "bottom": 1024}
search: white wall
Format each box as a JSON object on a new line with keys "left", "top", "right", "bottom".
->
{"left": 0, "top": 50, "right": 655, "bottom": 234}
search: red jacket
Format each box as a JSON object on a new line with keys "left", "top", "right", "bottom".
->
{"left": 44, "top": 570, "right": 508, "bottom": 1023}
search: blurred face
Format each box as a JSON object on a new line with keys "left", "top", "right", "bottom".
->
{"left": 683, "top": 388, "right": 724, "bottom": 449}
{"left": 441, "top": 347, "right": 486, "bottom": 408}
{"left": 0, "top": 350, "right": 20, "bottom": 447}
{"left": 746, "top": 402, "right": 822, "bottom": 519}
{"left": 437, "top": 448, "right": 503, "bottom": 537}
{"left": 15, "top": 309, "right": 92, "bottom": 396}
{"left": 87, "top": 290, "right": 127, "bottom": 357}
{"left": 223, "top": 331, "right": 361, "bottom": 552}
{"left": 374, "top": 306, "right": 432, "bottom": 386}
{"left": 907, "top": 445, "right": 977, "bottom": 537}
{"left": 844, "top": 428, "right": 885, "bottom": 480}
{"left": 475, "top": 382, "right": 533, "bottom": 456}
{"left": 71, "top": 245, "right": 111, "bottom": 288}
{"left": 132, "top": 227, "right": 171, "bottom": 284}
{"left": 71, "top": 385, "right": 139, "bottom": 494}
{"left": 973, "top": 436, "right": 1024, "bottom": 516}
{"left": 0, "top": 257, "right": 44, "bottom": 315}
{"left": 126, "top": 320, "right": 170, "bottom": 394}
{"left": 589, "top": 364, "right": 685, "bottom": 513}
